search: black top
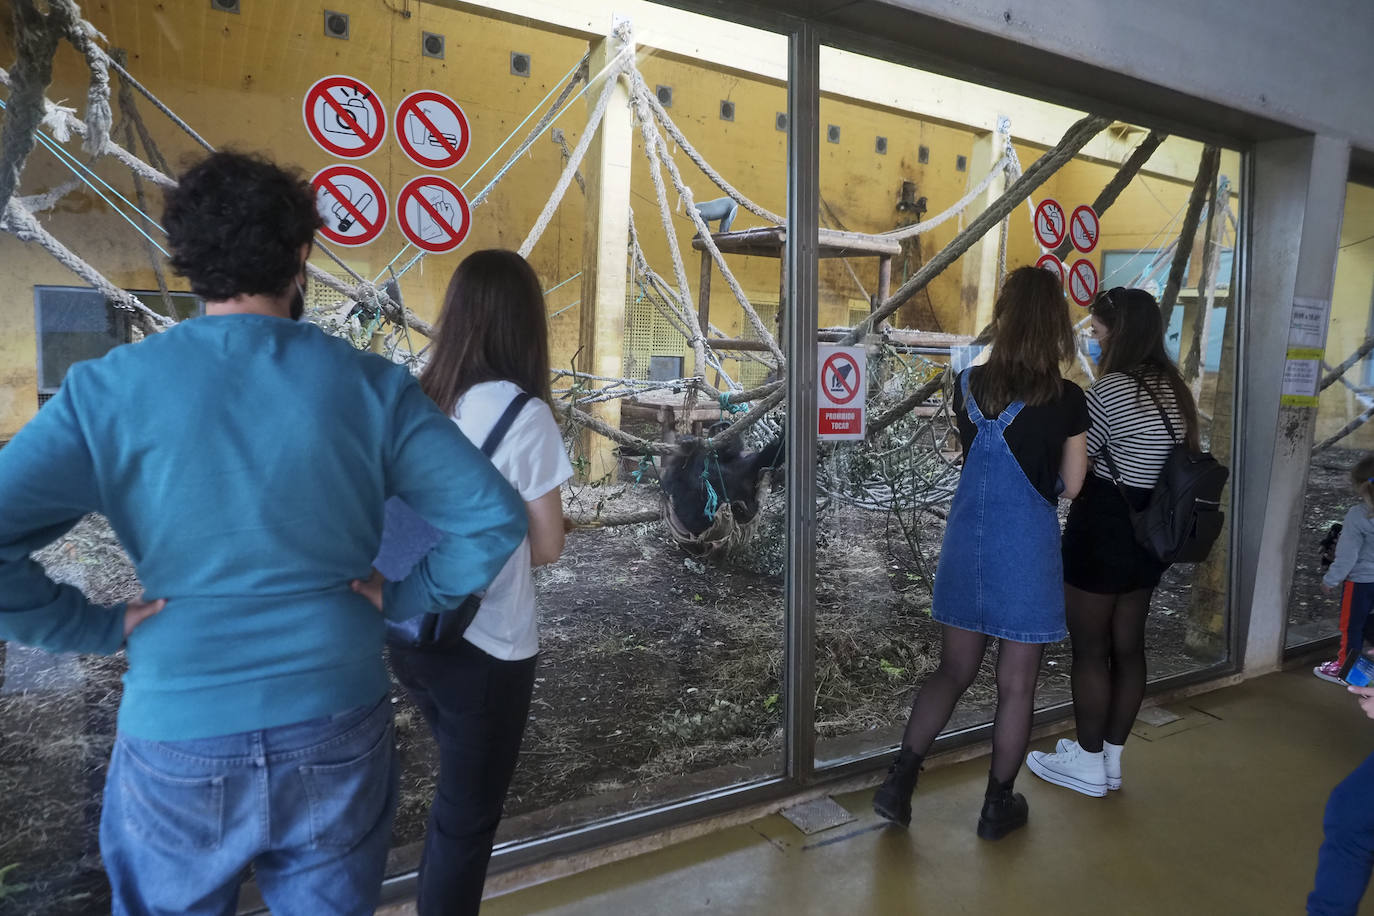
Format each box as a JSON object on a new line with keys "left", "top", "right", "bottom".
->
{"left": 954, "top": 369, "right": 1090, "bottom": 502}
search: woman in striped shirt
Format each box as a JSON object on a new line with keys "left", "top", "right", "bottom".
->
{"left": 1027, "top": 286, "right": 1200, "bottom": 798}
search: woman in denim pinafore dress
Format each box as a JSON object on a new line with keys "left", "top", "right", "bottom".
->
{"left": 873, "top": 266, "right": 1089, "bottom": 840}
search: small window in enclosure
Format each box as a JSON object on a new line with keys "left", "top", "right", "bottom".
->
{"left": 918, "top": 144, "right": 930, "bottom": 164}
{"left": 955, "top": 154, "right": 967, "bottom": 171}
{"left": 35, "top": 287, "right": 203, "bottom": 393}
{"left": 648, "top": 356, "right": 684, "bottom": 381}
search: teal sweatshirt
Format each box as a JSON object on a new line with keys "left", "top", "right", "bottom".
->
{"left": 0, "top": 314, "right": 527, "bottom": 740}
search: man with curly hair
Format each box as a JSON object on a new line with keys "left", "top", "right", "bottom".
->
{"left": 0, "top": 151, "right": 528, "bottom": 914}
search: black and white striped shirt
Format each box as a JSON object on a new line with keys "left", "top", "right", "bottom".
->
{"left": 1087, "top": 372, "right": 1184, "bottom": 488}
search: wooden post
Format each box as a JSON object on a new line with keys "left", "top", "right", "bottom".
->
{"left": 847, "top": 113, "right": 1111, "bottom": 345}
{"left": 1052, "top": 131, "right": 1168, "bottom": 262}
{"left": 1179, "top": 175, "right": 1220, "bottom": 378}
{"left": 697, "top": 248, "right": 713, "bottom": 342}
{"left": 959, "top": 122, "right": 1009, "bottom": 334}
{"left": 1185, "top": 251, "right": 1238, "bottom": 658}
{"left": 1159, "top": 146, "right": 1220, "bottom": 328}
{"left": 576, "top": 31, "right": 634, "bottom": 483}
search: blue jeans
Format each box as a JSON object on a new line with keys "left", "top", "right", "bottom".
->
{"left": 1310, "top": 750, "right": 1374, "bottom": 915}
{"left": 100, "top": 695, "right": 397, "bottom": 916}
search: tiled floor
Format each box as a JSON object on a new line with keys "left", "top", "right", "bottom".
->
{"left": 465, "top": 669, "right": 1374, "bottom": 915}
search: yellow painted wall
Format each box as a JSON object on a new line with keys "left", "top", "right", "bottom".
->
{"left": 1316, "top": 182, "right": 1374, "bottom": 449}
{"left": 0, "top": 0, "right": 1243, "bottom": 439}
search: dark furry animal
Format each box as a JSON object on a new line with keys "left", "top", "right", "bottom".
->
{"left": 660, "top": 428, "right": 785, "bottom": 537}
{"left": 1321, "top": 522, "right": 1343, "bottom": 572}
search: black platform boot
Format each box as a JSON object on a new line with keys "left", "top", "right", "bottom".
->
{"left": 976, "top": 773, "right": 1028, "bottom": 840}
{"left": 873, "top": 747, "right": 923, "bottom": 828}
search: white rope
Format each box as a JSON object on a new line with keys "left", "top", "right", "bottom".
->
{"left": 18, "top": 179, "right": 81, "bottom": 213}
{"left": 517, "top": 52, "right": 628, "bottom": 258}
{"left": 881, "top": 154, "right": 1009, "bottom": 240}
{"left": 628, "top": 72, "right": 783, "bottom": 366}
{"left": 627, "top": 104, "right": 707, "bottom": 378}
{"left": 641, "top": 76, "right": 784, "bottom": 226}
{"left": 3, "top": 197, "right": 170, "bottom": 328}
{"left": 0, "top": 67, "right": 175, "bottom": 189}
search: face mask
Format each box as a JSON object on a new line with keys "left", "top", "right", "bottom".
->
{"left": 290, "top": 278, "right": 306, "bottom": 322}
{"left": 1085, "top": 338, "right": 1103, "bottom": 363}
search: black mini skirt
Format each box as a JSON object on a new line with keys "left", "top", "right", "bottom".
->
{"left": 1062, "top": 473, "right": 1169, "bottom": 595}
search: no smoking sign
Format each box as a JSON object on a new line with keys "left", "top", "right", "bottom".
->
{"left": 312, "top": 165, "right": 387, "bottom": 247}
{"left": 818, "top": 346, "right": 866, "bottom": 440}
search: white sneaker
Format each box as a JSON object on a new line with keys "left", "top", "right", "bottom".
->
{"left": 1027, "top": 739, "right": 1108, "bottom": 797}
{"left": 1103, "top": 741, "right": 1123, "bottom": 791}
{"left": 1054, "top": 738, "right": 1123, "bottom": 790}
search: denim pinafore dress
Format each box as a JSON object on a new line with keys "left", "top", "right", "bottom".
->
{"left": 931, "top": 371, "right": 1067, "bottom": 644}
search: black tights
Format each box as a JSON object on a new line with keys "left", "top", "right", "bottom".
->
{"left": 900, "top": 625, "right": 1044, "bottom": 785}
{"left": 1065, "top": 584, "right": 1152, "bottom": 753}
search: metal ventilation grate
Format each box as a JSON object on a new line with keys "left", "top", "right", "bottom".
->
{"left": 623, "top": 288, "right": 687, "bottom": 381}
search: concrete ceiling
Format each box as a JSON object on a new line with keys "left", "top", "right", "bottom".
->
{"left": 671, "top": 0, "right": 1310, "bottom": 151}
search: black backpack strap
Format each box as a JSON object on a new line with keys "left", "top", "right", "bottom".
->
{"left": 480, "top": 392, "right": 534, "bottom": 458}
{"left": 1127, "top": 373, "right": 1181, "bottom": 445}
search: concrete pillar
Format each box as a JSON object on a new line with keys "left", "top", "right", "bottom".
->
{"left": 576, "top": 28, "right": 634, "bottom": 483}
{"left": 1238, "top": 135, "right": 1350, "bottom": 675}
{"left": 959, "top": 117, "right": 1009, "bottom": 333}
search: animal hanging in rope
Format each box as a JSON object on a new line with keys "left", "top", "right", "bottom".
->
{"left": 660, "top": 423, "right": 785, "bottom": 554}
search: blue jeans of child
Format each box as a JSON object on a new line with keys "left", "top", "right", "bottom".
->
{"left": 1310, "top": 750, "right": 1374, "bottom": 915}
{"left": 100, "top": 695, "right": 397, "bottom": 916}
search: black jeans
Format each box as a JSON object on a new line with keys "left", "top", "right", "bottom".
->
{"left": 389, "top": 640, "right": 537, "bottom": 916}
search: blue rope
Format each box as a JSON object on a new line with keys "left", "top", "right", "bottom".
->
{"left": 630, "top": 454, "right": 653, "bottom": 485}
{"left": 718, "top": 392, "right": 747, "bottom": 414}
{"left": 0, "top": 98, "right": 171, "bottom": 257}
{"left": 701, "top": 462, "right": 720, "bottom": 521}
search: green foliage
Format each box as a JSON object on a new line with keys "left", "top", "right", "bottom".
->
{"left": 0, "top": 864, "right": 29, "bottom": 900}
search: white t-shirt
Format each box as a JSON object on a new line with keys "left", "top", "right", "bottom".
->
{"left": 452, "top": 380, "right": 573, "bottom": 661}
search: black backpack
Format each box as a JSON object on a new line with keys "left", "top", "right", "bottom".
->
{"left": 1100, "top": 379, "right": 1229, "bottom": 565}
{"left": 381, "top": 391, "right": 533, "bottom": 652}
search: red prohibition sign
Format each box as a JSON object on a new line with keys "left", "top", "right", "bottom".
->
{"left": 1067, "top": 258, "right": 1099, "bottom": 308}
{"left": 1034, "top": 198, "right": 1067, "bottom": 249}
{"left": 1070, "top": 204, "right": 1100, "bottom": 254}
{"left": 1037, "top": 253, "right": 1065, "bottom": 285}
{"left": 311, "top": 165, "right": 387, "bottom": 247}
{"left": 303, "top": 75, "right": 387, "bottom": 159}
{"left": 396, "top": 90, "right": 471, "bottom": 170}
{"left": 822, "top": 351, "right": 862, "bottom": 405}
{"left": 397, "top": 175, "right": 471, "bottom": 255}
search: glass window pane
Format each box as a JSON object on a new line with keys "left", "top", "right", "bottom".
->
{"left": 1, "top": 2, "right": 790, "bottom": 907}
{"left": 813, "top": 44, "right": 1240, "bottom": 769}
{"left": 1287, "top": 180, "right": 1374, "bottom": 651}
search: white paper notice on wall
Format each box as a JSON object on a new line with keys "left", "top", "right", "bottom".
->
{"left": 1281, "top": 354, "right": 1322, "bottom": 407}
{"left": 1288, "top": 296, "right": 1331, "bottom": 350}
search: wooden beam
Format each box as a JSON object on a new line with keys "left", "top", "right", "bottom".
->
{"left": 1052, "top": 130, "right": 1169, "bottom": 261}
{"left": 1159, "top": 145, "right": 1220, "bottom": 328}
{"left": 846, "top": 114, "right": 1112, "bottom": 344}
{"left": 575, "top": 32, "right": 634, "bottom": 482}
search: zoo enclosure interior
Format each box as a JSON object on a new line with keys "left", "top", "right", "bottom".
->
{"left": 0, "top": 0, "right": 1245, "bottom": 911}
{"left": 1284, "top": 179, "right": 1374, "bottom": 654}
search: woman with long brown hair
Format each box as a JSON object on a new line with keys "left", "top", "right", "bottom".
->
{"left": 874, "top": 265, "right": 1089, "bottom": 839}
{"left": 387, "top": 249, "right": 572, "bottom": 915}
{"left": 1026, "top": 286, "right": 1199, "bottom": 798}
